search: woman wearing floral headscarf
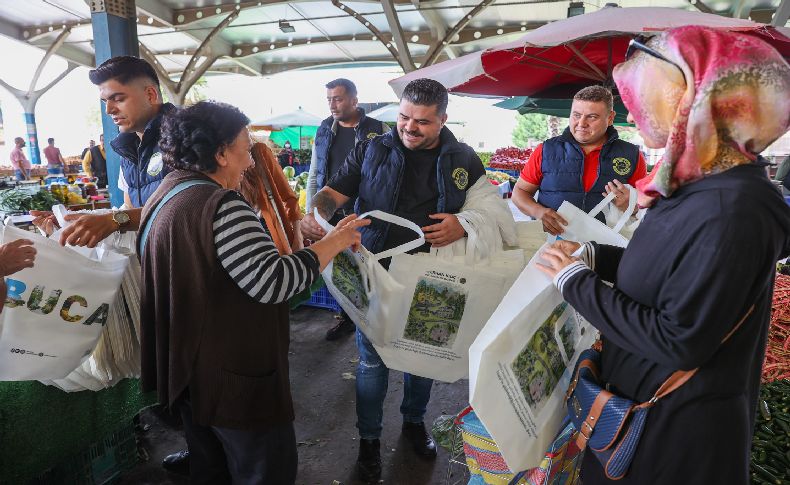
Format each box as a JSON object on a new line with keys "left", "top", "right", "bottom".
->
{"left": 538, "top": 26, "right": 790, "bottom": 484}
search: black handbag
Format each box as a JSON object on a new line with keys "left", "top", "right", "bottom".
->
{"left": 565, "top": 305, "right": 754, "bottom": 480}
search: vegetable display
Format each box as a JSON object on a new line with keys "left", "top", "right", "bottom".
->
{"left": 0, "top": 189, "right": 59, "bottom": 212}
{"left": 488, "top": 147, "right": 533, "bottom": 172}
{"left": 751, "top": 380, "right": 790, "bottom": 485}
{"left": 763, "top": 272, "right": 790, "bottom": 383}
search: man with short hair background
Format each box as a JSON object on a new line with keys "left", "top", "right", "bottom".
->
{"left": 302, "top": 78, "right": 513, "bottom": 483}
{"left": 43, "top": 137, "right": 66, "bottom": 174}
{"left": 9, "top": 137, "right": 31, "bottom": 181}
{"left": 82, "top": 133, "right": 108, "bottom": 188}
{"left": 306, "top": 78, "right": 389, "bottom": 341}
{"left": 512, "top": 85, "right": 647, "bottom": 235}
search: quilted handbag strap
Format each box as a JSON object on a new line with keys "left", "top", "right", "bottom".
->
{"left": 640, "top": 304, "right": 755, "bottom": 408}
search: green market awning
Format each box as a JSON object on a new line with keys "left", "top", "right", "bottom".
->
{"left": 494, "top": 96, "right": 631, "bottom": 125}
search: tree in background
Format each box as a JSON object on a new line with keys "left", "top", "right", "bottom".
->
{"left": 512, "top": 113, "right": 548, "bottom": 148}
{"left": 184, "top": 77, "right": 209, "bottom": 106}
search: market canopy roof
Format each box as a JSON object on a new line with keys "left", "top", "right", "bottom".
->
{"left": 250, "top": 107, "right": 323, "bottom": 130}
{"left": 0, "top": 0, "right": 788, "bottom": 85}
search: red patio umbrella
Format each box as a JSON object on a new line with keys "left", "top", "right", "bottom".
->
{"left": 389, "top": 7, "right": 790, "bottom": 98}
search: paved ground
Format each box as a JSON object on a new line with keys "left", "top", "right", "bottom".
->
{"left": 120, "top": 307, "right": 472, "bottom": 485}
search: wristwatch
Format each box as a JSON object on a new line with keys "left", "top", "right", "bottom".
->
{"left": 112, "top": 210, "right": 131, "bottom": 233}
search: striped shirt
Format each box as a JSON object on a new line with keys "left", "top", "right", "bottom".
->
{"left": 213, "top": 192, "right": 318, "bottom": 304}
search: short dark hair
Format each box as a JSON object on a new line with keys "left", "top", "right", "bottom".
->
{"left": 325, "top": 78, "right": 357, "bottom": 97}
{"left": 401, "top": 78, "right": 448, "bottom": 115}
{"left": 47, "top": 138, "right": 54, "bottom": 144}
{"left": 159, "top": 101, "right": 250, "bottom": 173}
{"left": 573, "top": 85, "right": 614, "bottom": 112}
{"left": 89, "top": 56, "right": 159, "bottom": 87}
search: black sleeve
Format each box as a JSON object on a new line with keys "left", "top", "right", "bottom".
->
{"left": 561, "top": 216, "right": 760, "bottom": 371}
{"left": 327, "top": 139, "right": 368, "bottom": 199}
{"left": 591, "top": 242, "right": 625, "bottom": 283}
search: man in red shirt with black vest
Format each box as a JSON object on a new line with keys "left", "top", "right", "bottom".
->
{"left": 512, "top": 86, "right": 647, "bottom": 235}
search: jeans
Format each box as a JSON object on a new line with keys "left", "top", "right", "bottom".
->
{"left": 179, "top": 398, "right": 298, "bottom": 485}
{"left": 355, "top": 329, "right": 434, "bottom": 440}
{"left": 14, "top": 169, "right": 27, "bottom": 181}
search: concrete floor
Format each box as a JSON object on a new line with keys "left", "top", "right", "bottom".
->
{"left": 119, "top": 307, "right": 472, "bottom": 485}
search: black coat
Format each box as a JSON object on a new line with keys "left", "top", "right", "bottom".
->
{"left": 562, "top": 164, "right": 790, "bottom": 484}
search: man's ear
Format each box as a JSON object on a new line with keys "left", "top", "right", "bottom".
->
{"left": 441, "top": 113, "right": 448, "bottom": 126}
{"left": 144, "top": 83, "right": 161, "bottom": 105}
{"left": 608, "top": 110, "right": 616, "bottom": 126}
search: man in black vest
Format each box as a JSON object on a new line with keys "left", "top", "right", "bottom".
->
{"left": 82, "top": 133, "right": 108, "bottom": 188}
{"left": 303, "top": 79, "right": 487, "bottom": 483}
{"left": 512, "top": 86, "right": 647, "bottom": 235}
{"left": 306, "top": 78, "right": 389, "bottom": 341}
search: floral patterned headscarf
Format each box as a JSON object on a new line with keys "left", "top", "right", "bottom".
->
{"left": 613, "top": 26, "right": 790, "bottom": 206}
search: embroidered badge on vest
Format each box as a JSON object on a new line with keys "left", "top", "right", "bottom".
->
{"left": 452, "top": 168, "right": 469, "bottom": 190}
{"left": 366, "top": 132, "right": 378, "bottom": 140}
{"left": 612, "top": 157, "right": 631, "bottom": 176}
{"left": 147, "top": 152, "right": 164, "bottom": 176}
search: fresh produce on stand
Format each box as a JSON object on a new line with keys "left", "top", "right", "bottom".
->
{"left": 0, "top": 188, "right": 59, "bottom": 212}
{"left": 488, "top": 146, "right": 533, "bottom": 172}
{"left": 751, "top": 380, "right": 790, "bottom": 485}
{"left": 486, "top": 170, "right": 512, "bottom": 185}
{"left": 763, "top": 272, "right": 790, "bottom": 383}
{"left": 749, "top": 271, "right": 790, "bottom": 484}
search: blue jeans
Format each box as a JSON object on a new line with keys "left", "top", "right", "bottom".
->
{"left": 355, "top": 329, "right": 434, "bottom": 440}
{"left": 14, "top": 169, "right": 27, "bottom": 181}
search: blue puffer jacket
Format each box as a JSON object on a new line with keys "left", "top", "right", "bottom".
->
{"left": 355, "top": 127, "right": 482, "bottom": 253}
{"left": 537, "top": 126, "right": 640, "bottom": 219}
{"left": 313, "top": 108, "right": 389, "bottom": 190}
{"left": 111, "top": 103, "right": 176, "bottom": 208}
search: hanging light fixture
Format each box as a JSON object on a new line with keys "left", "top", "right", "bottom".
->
{"left": 278, "top": 20, "right": 295, "bottom": 33}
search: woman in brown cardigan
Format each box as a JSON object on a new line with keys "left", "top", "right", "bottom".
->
{"left": 139, "top": 101, "right": 368, "bottom": 485}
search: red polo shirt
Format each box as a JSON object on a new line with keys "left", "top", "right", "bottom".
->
{"left": 520, "top": 143, "right": 647, "bottom": 191}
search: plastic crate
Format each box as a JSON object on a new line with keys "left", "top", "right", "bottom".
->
{"left": 305, "top": 284, "right": 342, "bottom": 312}
{"left": 36, "top": 420, "right": 138, "bottom": 485}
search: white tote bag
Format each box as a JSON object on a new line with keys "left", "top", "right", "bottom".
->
{"left": 554, "top": 185, "right": 637, "bottom": 247}
{"left": 315, "top": 209, "right": 425, "bottom": 346}
{"left": 373, "top": 220, "right": 522, "bottom": 383}
{"left": 0, "top": 225, "right": 129, "bottom": 381}
{"left": 467, "top": 189, "right": 636, "bottom": 471}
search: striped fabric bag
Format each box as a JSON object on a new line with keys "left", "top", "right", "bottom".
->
{"left": 458, "top": 408, "right": 582, "bottom": 485}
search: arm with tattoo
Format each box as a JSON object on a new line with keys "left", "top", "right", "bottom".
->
{"left": 311, "top": 190, "right": 340, "bottom": 220}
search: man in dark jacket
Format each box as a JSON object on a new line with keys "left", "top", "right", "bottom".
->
{"left": 306, "top": 78, "right": 389, "bottom": 340}
{"left": 302, "top": 79, "right": 486, "bottom": 483}
{"left": 38, "top": 56, "right": 175, "bottom": 248}
{"left": 33, "top": 56, "right": 189, "bottom": 473}
{"left": 512, "top": 86, "right": 647, "bottom": 234}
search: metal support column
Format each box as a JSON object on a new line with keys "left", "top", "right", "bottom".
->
{"left": 90, "top": 0, "right": 139, "bottom": 206}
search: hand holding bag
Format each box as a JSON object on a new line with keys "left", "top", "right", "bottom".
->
{"left": 565, "top": 305, "right": 755, "bottom": 480}
{"left": 314, "top": 208, "right": 425, "bottom": 346}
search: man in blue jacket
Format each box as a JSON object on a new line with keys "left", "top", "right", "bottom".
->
{"left": 306, "top": 78, "right": 389, "bottom": 340}
{"left": 31, "top": 56, "right": 188, "bottom": 473}
{"left": 302, "top": 79, "right": 486, "bottom": 483}
{"left": 39, "top": 56, "right": 175, "bottom": 247}
{"left": 511, "top": 86, "right": 647, "bottom": 234}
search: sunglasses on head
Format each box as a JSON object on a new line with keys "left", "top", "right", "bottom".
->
{"left": 625, "top": 35, "right": 685, "bottom": 80}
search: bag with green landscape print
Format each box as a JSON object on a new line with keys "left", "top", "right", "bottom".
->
{"left": 374, "top": 218, "right": 523, "bottom": 383}
{"left": 314, "top": 209, "right": 425, "bottom": 346}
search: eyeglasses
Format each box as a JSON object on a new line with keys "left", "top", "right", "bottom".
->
{"left": 625, "top": 35, "right": 685, "bottom": 81}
